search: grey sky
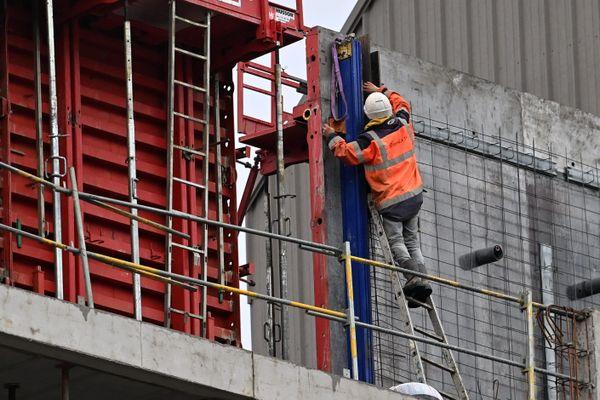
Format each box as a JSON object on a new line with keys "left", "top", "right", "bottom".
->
{"left": 236, "top": 0, "right": 358, "bottom": 349}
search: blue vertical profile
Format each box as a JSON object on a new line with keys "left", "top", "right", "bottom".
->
{"left": 336, "top": 37, "right": 374, "bottom": 383}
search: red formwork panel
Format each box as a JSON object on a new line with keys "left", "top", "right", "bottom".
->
{"left": 0, "top": 0, "right": 259, "bottom": 344}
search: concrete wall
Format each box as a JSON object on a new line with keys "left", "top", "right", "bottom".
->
{"left": 0, "top": 284, "right": 413, "bottom": 400}
{"left": 247, "top": 27, "right": 600, "bottom": 398}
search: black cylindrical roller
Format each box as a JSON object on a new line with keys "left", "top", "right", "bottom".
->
{"left": 458, "top": 245, "right": 504, "bottom": 270}
{"left": 567, "top": 278, "right": 600, "bottom": 300}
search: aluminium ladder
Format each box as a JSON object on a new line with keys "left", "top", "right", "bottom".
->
{"left": 368, "top": 201, "right": 470, "bottom": 400}
{"left": 165, "top": 0, "right": 217, "bottom": 335}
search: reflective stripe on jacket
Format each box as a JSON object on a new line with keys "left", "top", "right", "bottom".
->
{"left": 327, "top": 92, "right": 423, "bottom": 211}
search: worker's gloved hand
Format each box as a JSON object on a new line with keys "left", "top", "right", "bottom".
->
{"left": 322, "top": 123, "right": 336, "bottom": 136}
{"left": 362, "top": 81, "right": 380, "bottom": 94}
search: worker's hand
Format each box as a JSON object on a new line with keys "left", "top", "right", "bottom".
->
{"left": 363, "top": 81, "right": 380, "bottom": 94}
{"left": 322, "top": 123, "right": 336, "bottom": 136}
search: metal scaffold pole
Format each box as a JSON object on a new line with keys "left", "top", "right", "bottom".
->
{"left": 33, "top": 0, "right": 45, "bottom": 237}
{"left": 264, "top": 179, "right": 276, "bottom": 357}
{"left": 124, "top": 0, "right": 142, "bottom": 321}
{"left": 45, "top": 0, "right": 64, "bottom": 299}
{"left": 274, "top": 51, "right": 289, "bottom": 360}
{"left": 164, "top": 0, "right": 176, "bottom": 328}
{"left": 200, "top": 10, "right": 211, "bottom": 336}
{"left": 343, "top": 241, "right": 359, "bottom": 380}
{"left": 524, "top": 289, "right": 536, "bottom": 400}
{"left": 214, "top": 79, "right": 225, "bottom": 303}
{"left": 69, "top": 168, "right": 94, "bottom": 308}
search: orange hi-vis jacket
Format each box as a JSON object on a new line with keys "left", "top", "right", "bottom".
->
{"left": 328, "top": 91, "right": 423, "bottom": 214}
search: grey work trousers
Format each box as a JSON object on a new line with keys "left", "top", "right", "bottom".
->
{"left": 381, "top": 212, "right": 425, "bottom": 274}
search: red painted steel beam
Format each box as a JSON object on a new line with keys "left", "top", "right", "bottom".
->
{"left": 305, "top": 27, "right": 330, "bottom": 372}
{"left": 0, "top": 0, "right": 12, "bottom": 284}
{"left": 236, "top": 161, "right": 259, "bottom": 226}
{"left": 57, "top": 21, "right": 77, "bottom": 302}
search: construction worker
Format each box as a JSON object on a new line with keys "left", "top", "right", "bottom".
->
{"left": 322, "top": 81, "right": 431, "bottom": 307}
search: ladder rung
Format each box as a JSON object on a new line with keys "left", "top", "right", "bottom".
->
{"left": 173, "top": 144, "right": 206, "bottom": 157}
{"left": 173, "top": 111, "right": 206, "bottom": 124}
{"left": 174, "top": 79, "right": 206, "bottom": 93}
{"left": 171, "top": 242, "right": 205, "bottom": 254}
{"left": 173, "top": 176, "right": 206, "bottom": 190}
{"left": 174, "top": 15, "right": 208, "bottom": 28}
{"left": 175, "top": 47, "right": 207, "bottom": 60}
{"left": 439, "top": 391, "right": 458, "bottom": 400}
{"left": 421, "top": 356, "right": 456, "bottom": 374}
{"left": 405, "top": 296, "right": 433, "bottom": 310}
{"left": 169, "top": 307, "right": 204, "bottom": 320}
{"left": 414, "top": 326, "right": 444, "bottom": 342}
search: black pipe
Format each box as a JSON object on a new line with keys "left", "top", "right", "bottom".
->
{"left": 567, "top": 278, "right": 600, "bottom": 300}
{"left": 458, "top": 245, "right": 504, "bottom": 270}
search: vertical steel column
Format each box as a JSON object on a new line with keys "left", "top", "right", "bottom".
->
{"left": 343, "top": 241, "right": 359, "bottom": 380}
{"left": 201, "top": 11, "right": 211, "bottom": 336}
{"left": 214, "top": 79, "right": 225, "bottom": 302}
{"left": 33, "top": 0, "right": 45, "bottom": 237}
{"left": 45, "top": 0, "right": 63, "bottom": 299}
{"left": 164, "top": 0, "right": 176, "bottom": 328}
{"left": 264, "top": 179, "right": 276, "bottom": 356}
{"left": 124, "top": 1, "right": 142, "bottom": 321}
{"left": 540, "top": 243, "right": 556, "bottom": 400}
{"left": 274, "top": 52, "right": 289, "bottom": 359}
{"left": 69, "top": 168, "right": 93, "bottom": 308}
{"left": 523, "top": 290, "right": 536, "bottom": 400}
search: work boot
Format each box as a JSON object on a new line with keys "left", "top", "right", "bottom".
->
{"left": 400, "top": 259, "right": 432, "bottom": 308}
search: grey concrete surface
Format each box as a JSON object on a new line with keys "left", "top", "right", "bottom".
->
{"left": 0, "top": 284, "right": 412, "bottom": 400}
{"left": 247, "top": 26, "right": 600, "bottom": 399}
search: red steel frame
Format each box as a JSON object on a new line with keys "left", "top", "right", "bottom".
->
{"left": 1, "top": 0, "right": 304, "bottom": 346}
{"left": 236, "top": 27, "right": 330, "bottom": 371}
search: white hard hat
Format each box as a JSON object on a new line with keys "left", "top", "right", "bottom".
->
{"left": 363, "top": 92, "right": 392, "bottom": 120}
{"left": 390, "top": 382, "right": 443, "bottom": 400}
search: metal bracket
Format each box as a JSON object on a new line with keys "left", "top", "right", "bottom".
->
{"left": 44, "top": 155, "right": 67, "bottom": 178}
{"left": 0, "top": 96, "right": 9, "bottom": 119}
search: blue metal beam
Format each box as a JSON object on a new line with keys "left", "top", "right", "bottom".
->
{"left": 336, "top": 38, "right": 374, "bottom": 383}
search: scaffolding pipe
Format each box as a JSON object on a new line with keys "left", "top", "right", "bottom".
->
{"left": 69, "top": 168, "right": 93, "bottom": 308}
{"left": 123, "top": 0, "right": 142, "bottom": 321}
{"left": 0, "top": 222, "right": 342, "bottom": 319}
{"left": 0, "top": 160, "right": 341, "bottom": 254}
{"left": 86, "top": 199, "right": 190, "bottom": 239}
{"left": 524, "top": 290, "right": 536, "bottom": 400}
{"left": 274, "top": 54, "right": 289, "bottom": 359}
{"left": 164, "top": 0, "right": 176, "bottom": 328}
{"left": 0, "top": 222, "right": 196, "bottom": 291}
{"left": 0, "top": 160, "right": 582, "bottom": 316}
{"left": 201, "top": 10, "right": 211, "bottom": 337}
{"left": 33, "top": 0, "right": 45, "bottom": 237}
{"left": 343, "top": 241, "right": 359, "bottom": 380}
{"left": 304, "top": 310, "right": 578, "bottom": 383}
{"left": 45, "top": 0, "right": 64, "bottom": 300}
{"left": 264, "top": 179, "right": 276, "bottom": 357}
{"left": 214, "top": 78, "right": 225, "bottom": 303}
{"left": 0, "top": 220, "right": 585, "bottom": 386}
